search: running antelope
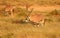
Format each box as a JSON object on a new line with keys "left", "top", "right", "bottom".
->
{"left": 4, "top": 4, "right": 15, "bottom": 16}
{"left": 28, "top": 14, "right": 45, "bottom": 27}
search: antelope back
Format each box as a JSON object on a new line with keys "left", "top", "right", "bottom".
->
{"left": 29, "top": 14, "right": 45, "bottom": 23}
{"left": 4, "top": 5, "right": 15, "bottom": 11}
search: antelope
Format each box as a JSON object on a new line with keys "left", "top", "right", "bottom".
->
{"left": 4, "top": 4, "right": 15, "bottom": 16}
{"left": 23, "top": 8, "right": 45, "bottom": 27}
{"left": 28, "top": 14, "right": 45, "bottom": 27}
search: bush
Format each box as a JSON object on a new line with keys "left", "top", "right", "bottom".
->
{"left": 14, "top": 7, "right": 27, "bottom": 17}
{"left": 48, "top": 9, "right": 60, "bottom": 16}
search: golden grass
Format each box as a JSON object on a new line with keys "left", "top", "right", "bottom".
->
{"left": 0, "top": 16, "right": 60, "bottom": 38}
{"left": 0, "top": 5, "right": 60, "bottom": 38}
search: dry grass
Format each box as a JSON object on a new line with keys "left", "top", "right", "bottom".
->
{"left": 0, "top": 15, "right": 60, "bottom": 38}
{"left": 0, "top": 3, "right": 60, "bottom": 38}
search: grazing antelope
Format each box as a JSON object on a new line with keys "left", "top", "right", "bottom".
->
{"left": 4, "top": 4, "right": 15, "bottom": 16}
{"left": 28, "top": 14, "right": 45, "bottom": 27}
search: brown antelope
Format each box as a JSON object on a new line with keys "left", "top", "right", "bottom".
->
{"left": 23, "top": 7, "right": 45, "bottom": 27}
{"left": 28, "top": 14, "right": 45, "bottom": 27}
{"left": 4, "top": 4, "right": 15, "bottom": 16}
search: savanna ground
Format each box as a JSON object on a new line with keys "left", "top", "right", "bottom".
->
{"left": 0, "top": 4, "right": 60, "bottom": 38}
